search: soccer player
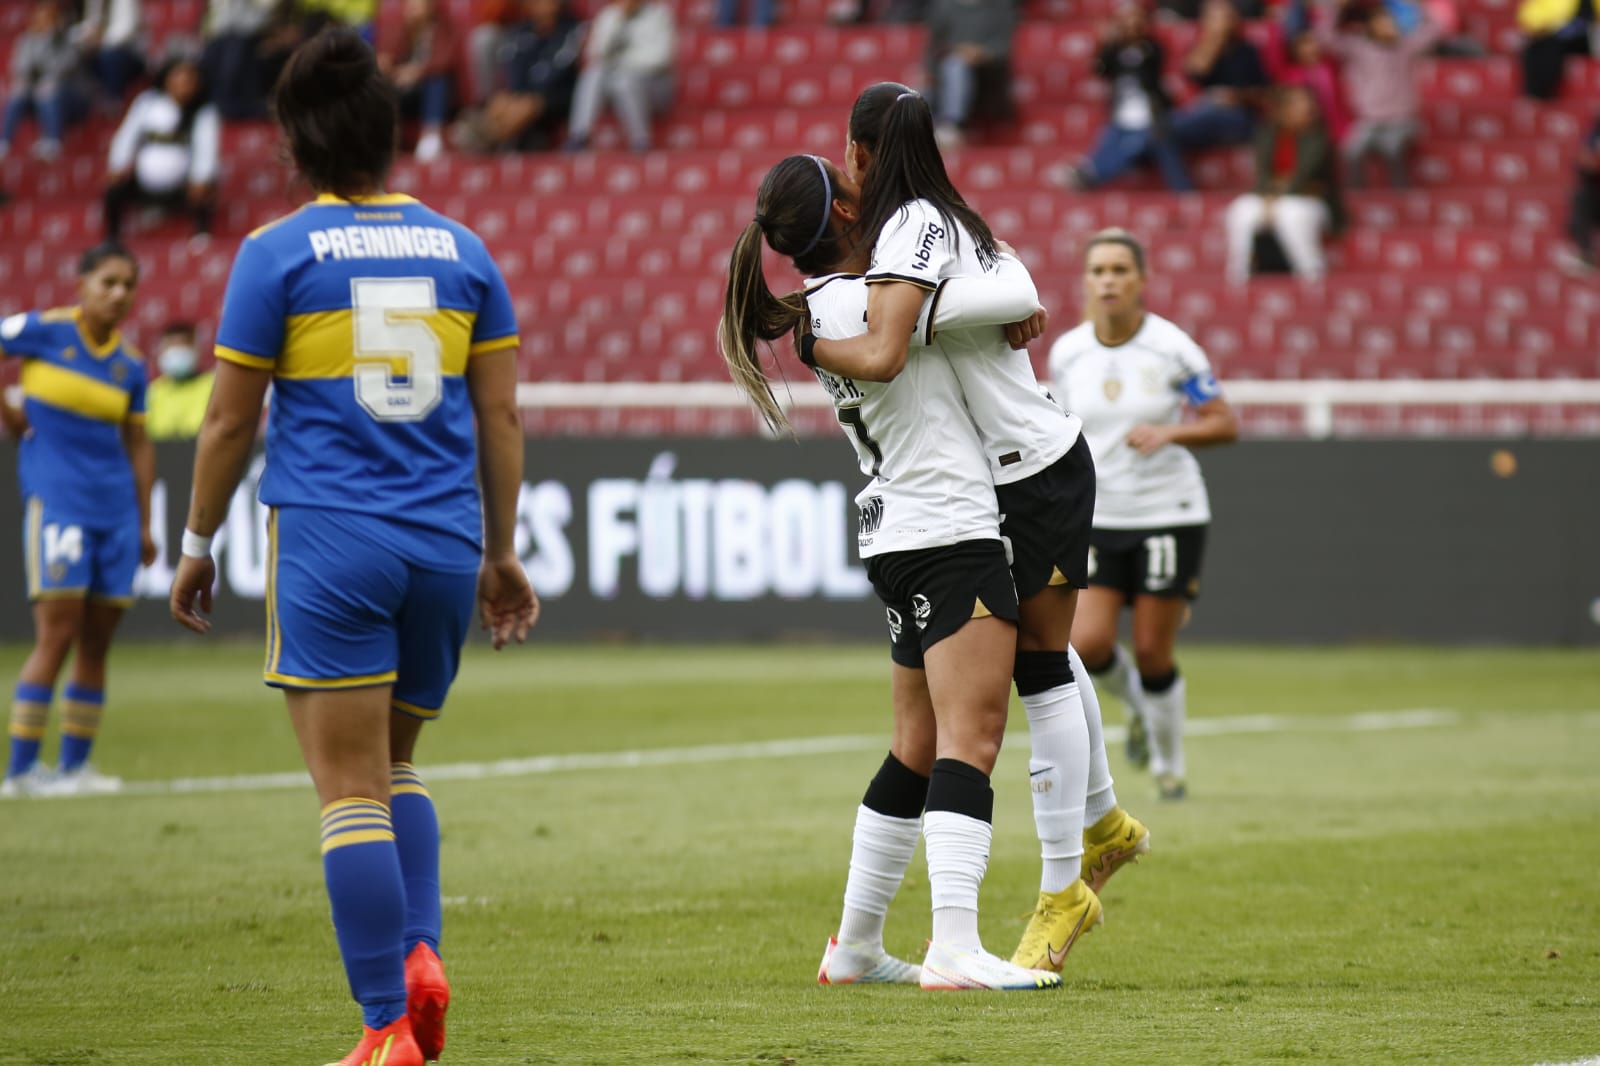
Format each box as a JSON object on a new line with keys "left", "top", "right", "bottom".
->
{"left": 721, "top": 155, "right": 1059, "bottom": 992}
{"left": 805, "top": 84, "right": 1151, "bottom": 973}
{"left": 1, "top": 243, "right": 156, "bottom": 799}
{"left": 1049, "top": 229, "right": 1238, "bottom": 801}
{"left": 168, "top": 29, "right": 537, "bottom": 1066}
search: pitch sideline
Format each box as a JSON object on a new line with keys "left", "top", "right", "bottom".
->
{"left": 60, "top": 707, "right": 1470, "bottom": 800}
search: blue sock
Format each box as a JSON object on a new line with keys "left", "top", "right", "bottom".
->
{"left": 320, "top": 798, "right": 408, "bottom": 1030}
{"left": 58, "top": 683, "right": 105, "bottom": 772}
{"left": 7, "top": 682, "right": 52, "bottom": 779}
{"left": 391, "top": 763, "right": 442, "bottom": 955}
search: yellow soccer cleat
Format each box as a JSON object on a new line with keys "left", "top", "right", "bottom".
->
{"left": 1010, "top": 880, "right": 1103, "bottom": 973}
{"left": 1081, "top": 807, "right": 1152, "bottom": 894}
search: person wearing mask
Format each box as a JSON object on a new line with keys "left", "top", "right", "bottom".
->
{"left": 1, "top": 1, "right": 89, "bottom": 162}
{"left": 1066, "top": 2, "right": 1191, "bottom": 191}
{"left": 925, "top": 0, "right": 1018, "bottom": 149}
{"left": 1224, "top": 85, "right": 1344, "bottom": 282}
{"left": 103, "top": 55, "right": 220, "bottom": 244}
{"left": 144, "top": 324, "right": 215, "bottom": 440}
{"left": 563, "top": 0, "right": 675, "bottom": 152}
{"left": 377, "top": 0, "right": 463, "bottom": 162}
{"left": 454, "top": 0, "right": 581, "bottom": 152}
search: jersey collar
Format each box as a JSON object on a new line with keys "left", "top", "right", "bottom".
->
{"left": 312, "top": 193, "right": 418, "bottom": 206}
{"left": 72, "top": 308, "right": 122, "bottom": 360}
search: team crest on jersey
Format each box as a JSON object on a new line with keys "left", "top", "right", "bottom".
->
{"left": 111, "top": 362, "right": 128, "bottom": 382}
{"left": 1102, "top": 378, "right": 1122, "bottom": 401}
{"left": 61, "top": 347, "right": 77, "bottom": 361}
{"left": 911, "top": 594, "right": 932, "bottom": 631}
{"left": 885, "top": 607, "right": 904, "bottom": 642}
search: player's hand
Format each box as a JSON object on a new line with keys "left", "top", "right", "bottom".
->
{"left": 170, "top": 554, "right": 216, "bottom": 634}
{"left": 1126, "top": 423, "right": 1173, "bottom": 455}
{"left": 1004, "top": 308, "right": 1049, "bottom": 350}
{"left": 140, "top": 530, "right": 158, "bottom": 568}
{"left": 478, "top": 552, "right": 538, "bottom": 650}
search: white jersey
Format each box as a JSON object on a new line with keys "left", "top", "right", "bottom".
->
{"left": 867, "top": 198, "right": 1081, "bottom": 486}
{"left": 804, "top": 273, "right": 999, "bottom": 559}
{"left": 1048, "top": 312, "right": 1222, "bottom": 529}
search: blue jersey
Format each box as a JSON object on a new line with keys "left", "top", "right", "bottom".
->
{"left": 0, "top": 307, "right": 146, "bottom": 528}
{"left": 214, "top": 194, "right": 519, "bottom": 559}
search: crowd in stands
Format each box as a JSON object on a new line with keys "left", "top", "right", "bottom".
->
{"left": 0, "top": 0, "right": 1596, "bottom": 291}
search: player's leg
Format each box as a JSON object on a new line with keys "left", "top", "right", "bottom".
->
{"left": 821, "top": 653, "right": 932, "bottom": 986}
{"left": 52, "top": 598, "right": 126, "bottom": 791}
{"left": 1072, "top": 643, "right": 1151, "bottom": 893}
{"left": 387, "top": 562, "right": 475, "bottom": 1058}
{"left": 1075, "top": 580, "right": 1154, "bottom": 768}
{"left": 271, "top": 508, "right": 422, "bottom": 1065}
{"left": 5, "top": 599, "right": 82, "bottom": 794}
{"left": 1130, "top": 594, "right": 1190, "bottom": 800}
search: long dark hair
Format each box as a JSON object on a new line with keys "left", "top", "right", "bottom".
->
{"left": 848, "top": 82, "right": 999, "bottom": 270}
{"left": 156, "top": 56, "right": 209, "bottom": 139}
{"left": 718, "top": 155, "right": 852, "bottom": 433}
{"left": 272, "top": 29, "right": 397, "bottom": 199}
{"left": 78, "top": 241, "right": 139, "bottom": 279}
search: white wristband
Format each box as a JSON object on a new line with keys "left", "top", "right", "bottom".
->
{"left": 180, "top": 529, "right": 214, "bottom": 559}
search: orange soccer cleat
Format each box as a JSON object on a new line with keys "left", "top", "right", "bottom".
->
{"left": 326, "top": 1016, "right": 424, "bottom": 1066}
{"left": 405, "top": 942, "right": 450, "bottom": 1061}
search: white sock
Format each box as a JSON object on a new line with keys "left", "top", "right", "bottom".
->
{"left": 836, "top": 805, "right": 921, "bottom": 948}
{"left": 1102, "top": 642, "right": 1154, "bottom": 732}
{"left": 1146, "top": 673, "right": 1188, "bottom": 780}
{"left": 923, "top": 810, "right": 991, "bottom": 952}
{"left": 1071, "top": 644, "right": 1119, "bottom": 826}
{"left": 1022, "top": 681, "right": 1089, "bottom": 894}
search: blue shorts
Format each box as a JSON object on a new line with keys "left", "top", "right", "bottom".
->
{"left": 22, "top": 496, "right": 140, "bottom": 606}
{"left": 265, "top": 506, "right": 478, "bottom": 719}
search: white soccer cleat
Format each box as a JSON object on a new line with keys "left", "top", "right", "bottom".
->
{"left": 45, "top": 764, "right": 124, "bottom": 797}
{"left": 0, "top": 763, "right": 58, "bottom": 798}
{"left": 817, "top": 937, "right": 921, "bottom": 985}
{"left": 919, "top": 941, "right": 1063, "bottom": 991}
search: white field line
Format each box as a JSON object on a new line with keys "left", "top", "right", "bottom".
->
{"left": 1522, "top": 1059, "right": 1600, "bottom": 1066}
{"left": 77, "top": 707, "right": 1468, "bottom": 800}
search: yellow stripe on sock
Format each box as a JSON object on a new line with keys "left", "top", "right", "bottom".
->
{"left": 9, "top": 700, "right": 49, "bottom": 739}
{"left": 391, "top": 783, "right": 431, "bottom": 797}
{"left": 320, "top": 798, "right": 389, "bottom": 818}
{"left": 320, "top": 814, "right": 396, "bottom": 836}
{"left": 321, "top": 828, "right": 396, "bottom": 854}
{"left": 8, "top": 723, "right": 47, "bottom": 740}
{"left": 60, "top": 700, "right": 104, "bottom": 739}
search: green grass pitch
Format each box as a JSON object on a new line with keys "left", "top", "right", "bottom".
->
{"left": 1, "top": 642, "right": 1597, "bottom": 1066}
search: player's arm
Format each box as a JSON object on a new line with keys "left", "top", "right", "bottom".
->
{"left": 807, "top": 280, "right": 927, "bottom": 383}
{"left": 1128, "top": 366, "right": 1239, "bottom": 454}
{"left": 466, "top": 347, "right": 538, "bottom": 648}
{"left": 0, "top": 312, "right": 40, "bottom": 437}
{"left": 0, "top": 380, "right": 26, "bottom": 440}
{"left": 121, "top": 416, "right": 158, "bottom": 565}
{"left": 924, "top": 254, "right": 1043, "bottom": 344}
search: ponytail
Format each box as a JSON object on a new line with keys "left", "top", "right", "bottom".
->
{"left": 718, "top": 220, "right": 808, "bottom": 433}
{"left": 850, "top": 82, "right": 999, "bottom": 271}
{"left": 718, "top": 154, "right": 855, "bottom": 434}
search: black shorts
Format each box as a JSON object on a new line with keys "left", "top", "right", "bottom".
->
{"left": 995, "top": 434, "right": 1097, "bottom": 600}
{"left": 1088, "top": 524, "right": 1209, "bottom": 603}
{"left": 865, "top": 539, "right": 1020, "bottom": 670}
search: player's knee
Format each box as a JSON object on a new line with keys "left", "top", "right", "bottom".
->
{"left": 1132, "top": 641, "right": 1174, "bottom": 680}
{"left": 1013, "top": 650, "right": 1072, "bottom": 697}
{"left": 1073, "top": 632, "right": 1116, "bottom": 673}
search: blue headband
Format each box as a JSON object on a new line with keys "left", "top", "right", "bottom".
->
{"left": 797, "top": 155, "right": 832, "bottom": 258}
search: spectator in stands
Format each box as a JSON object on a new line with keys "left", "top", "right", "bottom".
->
{"left": 377, "top": 0, "right": 461, "bottom": 162}
{"left": 1517, "top": 0, "right": 1593, "bottom": 98}
{"left": 830, "top": 0, "right": 930, "bottom": 22}
{"left": 1066, "top": 2, "right": 1193, "bottom": 192}
{"left": 468, "top": 0, "right": 521, "bottom": 104}
{"left": 145, "top": 323, "right": 216, "bottom": 440}
{"left": 201, "top": 0, "right": 276, "bottom": 119}
{"left": 1556, "top": 112, "right": 1600, "bottom": 275}
{"left": 103, "top": 54, "right": 220, "bottom": 244}
{"left": 73, "top": 0, "right": 146, "bottom": 108}
{"left": 1311, "top": 0, "right": 1442, "bottom": 186}
{"left": 1, "top": 1, "right": 89, "bottom": 162}
{"left": 1168, "top": 0, "right": 1271, "bottom": 158}
{"left": 1224, "top": 84, "right": 1343, "bottom": 283}
{"left": 715, "top": 0, "right": 774, "bottom": 27}
{"left": 453, "top": 0, "right": 581, "bottom": 152}
{"left": 299, "top": 0, "right": 378, "bottom": 37}
{"left": 1266, "top": 5, "right": 1350, "bottom": 144}
{"left": 564, "top": 0, "right": 675, "bottom": 153}
{"left": 925, "top": 0, "right": 1018, "bottom": 148}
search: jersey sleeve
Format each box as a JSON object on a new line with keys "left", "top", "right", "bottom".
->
{"left": 1046, "top": 334, "right": 1074, "bottom": 408}
{"left": 469, "top": 244, "right": 519, "bottom": 356}
{"left": 214, "top": 236, "right": 287, "bottom": 371}
{"left": 866, "top": 201, "right": 957, "bottom": 292}
{"left": 1171, "top": 330, "right": 1223, "bottom": 405}
{"left": 0, "top": 311, "right": 48, "bottom": 360}
{"left": 920, "top": 256, "right": 1041, "bottom": 344}
{"left": 124, "top": 360, "right": 148, "bottom": 422}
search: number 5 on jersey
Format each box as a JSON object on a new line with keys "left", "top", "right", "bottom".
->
{"left": 351, "top": 277, "right": 444, "bottom": 422}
